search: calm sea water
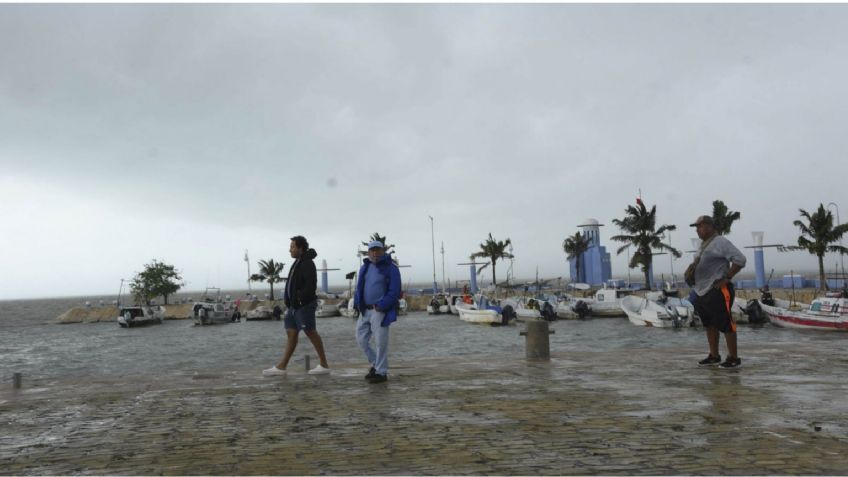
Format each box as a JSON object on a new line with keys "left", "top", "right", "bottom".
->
{"left": 1, "top": 296, "right": 845, "bottom": 383}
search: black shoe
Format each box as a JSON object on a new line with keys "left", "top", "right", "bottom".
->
{"left": 367, "top": 373, "right": 387, "bottom": 384}
{"left": 698, "top": 354, "right": 722, "bottom": 366}
{"left": 365, "top": 367, "right": 376, "bottom": 380}
{"left": 719, "top": 357, "right": 742, "bottom": 369}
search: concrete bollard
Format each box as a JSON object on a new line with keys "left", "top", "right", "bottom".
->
{"left": 13, "top": 372, "right": 22, "bottom": 389}
{"left": 520, "top": 321, "right": 555, "bottom": 360}
{"left": 305, "top": 355, "right": 311, "bottom": 372}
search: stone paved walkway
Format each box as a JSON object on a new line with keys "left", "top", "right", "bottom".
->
{"left": 2, "top": 341, "right": 848, "bottom": 475}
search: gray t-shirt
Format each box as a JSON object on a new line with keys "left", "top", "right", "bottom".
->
{"left": 693, "top": 235, "right": 747, "bottom": 296}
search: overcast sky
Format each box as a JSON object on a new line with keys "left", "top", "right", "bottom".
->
{"left": 2, "top": 4, "right": 847, "bottom": 300}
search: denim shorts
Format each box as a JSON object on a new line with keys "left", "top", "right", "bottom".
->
{"left": 284, "top": 300, "right": 318, "bottom": 332}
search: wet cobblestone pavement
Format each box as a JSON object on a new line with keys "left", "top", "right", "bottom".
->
{"left": 2, "top": 341, "right": 848, "bottom": 475}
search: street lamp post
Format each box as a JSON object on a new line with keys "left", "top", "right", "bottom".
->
{"left": 429, "top": 216, "right": 437, "bottom": 294}
{"left": 440, "top": 241, "right": 446, "bottom": 294}
{"left": 828, "top": 202, "right": 845, "bottom": 285}
{"left": 117, "top": 278, "right": 125, "bottom": 308}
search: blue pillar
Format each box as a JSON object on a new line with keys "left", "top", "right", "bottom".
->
{"left": 647, "top": 261, "right": 655, "bottom": 289}
{"left": 470, "top": 263, "right": 478, "bottom": 293}
{"left": 754, "top": 249, "right": 765, "bottom": 288}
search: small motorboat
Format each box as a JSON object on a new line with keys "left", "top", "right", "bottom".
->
{"left": 427, "top": 295, "right": 450, "bottom": 315}
{"left": 337, "top": 298, "right": 359, "bottom": 318}
{"left": 456, "top": 295, "right": 515, "bottom": 325}
{"left": 315, "top": 299, "right": 341, "bottom": 318}
{"left": 760, "top": 291, "right": 847, "bottom": 331}
{"left": 620, "top": 295, "right": 692, "bottom": 328}
{"left": 117, "top": 305, "right": 165, "bottom": 328}
{"left": 245, "top": 305, "right": 274, "bottom": 321}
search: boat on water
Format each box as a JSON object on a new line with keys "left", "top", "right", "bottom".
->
{"left": 620, "top": 295, "right": 692, "bottom": 328}
{"left": 456, "top": 295, "right": 516, "bottom": 325}
{"left": 245, "top": 305, "right": 283, "bottom": 321}
{"left": 503, "top": 295, "right": 557, "bottom": 321}
{"left": 315, "top": 299, "right": 341, "bottom": 318}
{"left": 759, "top": 290, "right": 847, "bottom": 331}
{"left": 555, "top": 295, "right": 592, "bottom": 319}
{"left": 337, "top": 298, "right": 359, "bottom": 318}
{"left": 448, "top": 294, "right": 472, "bottom": 315}
{"left": 117, "top": 305, "right": 165, "bottom": 328}
{"left": 584, "top": 287, "right": 632, "bottom": 317}
{"left": 192, "top": 301, "right": 239, "bottom": 325}
{"left": 427, "top": 295, "right": 451, "bottom": 315}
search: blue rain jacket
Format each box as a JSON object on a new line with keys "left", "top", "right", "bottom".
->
{"left": 354, "top": 253, "right": 402, "bottom": 327}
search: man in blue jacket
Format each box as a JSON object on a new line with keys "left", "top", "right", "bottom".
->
{"left": 354, "top": 240, "right": 402, "bottom": 383}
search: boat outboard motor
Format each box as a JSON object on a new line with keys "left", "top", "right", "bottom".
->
{"left": 666, "top": 305, "right": 683, "bottom": 328}
{"left": 501, "top": 305, "right": 516, "bottom": 325}
{"left": 542, "top": 302, "right": 556, "bottom": 322}
{"left": 429, "top": 298, "right": 442, "bottom": 315}
{"left": 744, "top": 299, "right": 767, "bottom": 324}
{"left": 760, "top": 286, "right": 775, "bottom": 306}
{"left": 573, "top": 300, "right": 591, "bottom": 320}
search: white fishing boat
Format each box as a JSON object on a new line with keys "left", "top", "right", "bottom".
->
{"left": 587, "top": 287, "right": 632, "bottom": 317}
{"left": 555, "top": 295, "right": 592, "bottom": 319}
{"left": 337, "top": 298, "right": 359, "bottom": 318}
{"left": 503, "top": 296, "right": 557, "bottom": 321}
{"left": 448, "top": 294, "right": 470, "bottom": 314}
{"left": 315, "top": 299, "right": 341, "bottom": 318}
{"left": 117, "top": 305, "right": 165, "bottom": 328}
{"left": 192, "top": 301, "right": 239, "bottom": 326}
{"left": 456, "top": 295, "right": 516, "bottom": 325}
{"left": 245, "top": 305, "right": 274, "bottom": 321}
{"left": 427, "top": 295, "right": 451, "bottom": 314}
{"left": 620, "top": 295, "right": 692, "bottom": 328}
{"left": 760, "top": 292, "right": 847, "bottom": 331}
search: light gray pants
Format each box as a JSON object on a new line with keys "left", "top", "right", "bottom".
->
{"left": 356, "top": 309, "right": 390, "bottom": 375}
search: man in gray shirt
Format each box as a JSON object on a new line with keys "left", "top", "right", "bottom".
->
{"left": 690, "top": 215, "right": 746, "bottom": 369}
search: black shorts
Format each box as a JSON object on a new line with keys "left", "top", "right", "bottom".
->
{"left": 694, "top": 283, "right": 736, "bottom": 333}
{"left": 284, "top": 300, "right": 318, "bottom": 332}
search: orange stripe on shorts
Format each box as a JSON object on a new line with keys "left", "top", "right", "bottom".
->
{"left": 720, "top": 284, "right": 736, "bottom": 332}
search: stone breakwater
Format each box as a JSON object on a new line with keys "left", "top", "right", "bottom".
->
{"left": 2, "top": 341, "right": 847, "bottom": 475}
{"left": 54, "top": 296, "right": 439, "bottom": 324}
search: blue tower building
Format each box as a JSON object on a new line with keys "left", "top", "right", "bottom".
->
{"left": 569, "top": 219, "right": 612, "bottom": 286}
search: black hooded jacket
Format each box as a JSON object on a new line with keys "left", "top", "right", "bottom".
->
{"left": 284, "top": 248, "right": 318, "bottom": 308}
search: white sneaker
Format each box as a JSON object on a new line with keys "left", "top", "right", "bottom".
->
{"left": 262, "top": 366, "right": 286, "bottom": 376}
{"left": 308, "top": 365, "right": 331, "bottom": 375}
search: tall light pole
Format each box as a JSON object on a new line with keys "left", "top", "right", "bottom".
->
{"left": 828, "top": 202, "right": 845, "bottom": 283}
{"left": 429, "top": 215, "right": 437, "bottom": 294}
{"left": 244, "top": 249, "right": 252, "bottom": 293}
{"left": 440, "top": 241, "right": 446, "bottom": 294}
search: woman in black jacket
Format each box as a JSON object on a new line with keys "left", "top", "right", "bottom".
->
{"left": 263, "top": 235, "right": 331, "bottom": 376}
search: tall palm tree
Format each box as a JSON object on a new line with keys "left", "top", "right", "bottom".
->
{"left": 712, "top": 200, "right": 742, "bottom": 236}
{"left": 249, "top": 259, "right": 285, "bottom": 300}
{"left": 610, "top": 201, "right": 681, "bottom": 289}
{"left": 470, "top": 233, "right": 514, "bottom": 288}
{"left": 563, "top": 231, "right": 591, "bottom": 283}
{"left": 780, "top": 203, "right": 848, "bottom": 291}
{"left": 359, "top": 232, "right": 396, "bottom": 256}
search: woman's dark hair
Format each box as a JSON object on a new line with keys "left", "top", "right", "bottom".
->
{"left": 290, "top": 235, "right": 309, "bottom": 251}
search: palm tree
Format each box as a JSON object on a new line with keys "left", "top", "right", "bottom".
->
{"left": 563, "top": 231, "right": 591, "bottom": 283}
{"left": 249, "top": 259, "right": 285, "bottom": 300}
{"left": 610, "top": 201, "right": 681, "bottom": 289}
{"left": 712, "top": 200, "right": 742, "bottom": 236}
{"left": 470, "top": 233, "right": 514, "bottom": 288}
{"left": 359, "top": 232, "right": 396, "bottom": 256}
{"left": 779, "top": 203, "right": 848, "bottom": 290}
